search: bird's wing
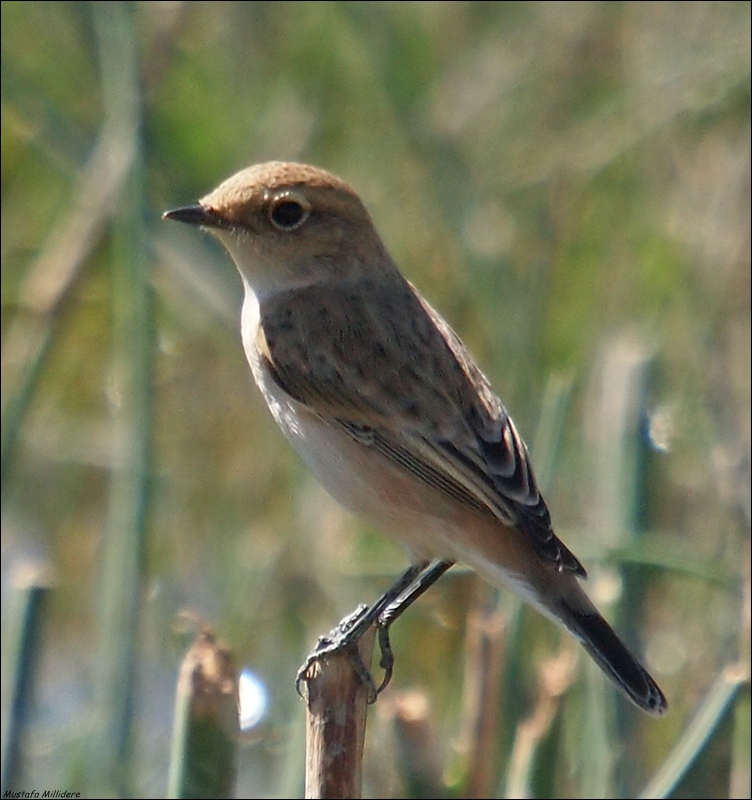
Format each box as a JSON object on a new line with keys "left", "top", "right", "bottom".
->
{"left": 258, "top": 276, "right": 585, "bottom": 575}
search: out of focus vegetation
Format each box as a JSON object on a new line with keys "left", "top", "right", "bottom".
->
{"left": 2, "top": 2, "right": 749, "bottom": 798}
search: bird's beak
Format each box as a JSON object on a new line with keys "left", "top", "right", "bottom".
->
{"left": 162, "top": 204, "right": 222, "bottom": 228}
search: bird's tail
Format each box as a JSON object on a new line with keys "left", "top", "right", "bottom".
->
{"left": 557, "top": 598, "right": 668, "bottom": 716}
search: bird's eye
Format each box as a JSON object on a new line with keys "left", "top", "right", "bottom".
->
{"left": 269, "top": 192, "right": 311, "bottom": 231}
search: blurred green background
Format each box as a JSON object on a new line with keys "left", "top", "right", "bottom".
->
{"left": 2, "top": 2, "right": 750, "bottom": 798}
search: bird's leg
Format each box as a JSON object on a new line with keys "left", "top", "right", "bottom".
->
{"left": 296, "top": 562, "right": 427, "bottom": 702}
{"left": 375, "top": 560, "right": 454, "bottom": 693}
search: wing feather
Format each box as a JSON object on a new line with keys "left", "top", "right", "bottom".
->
{"left": 259, "top": 275, "right": 585, "bottom": 575}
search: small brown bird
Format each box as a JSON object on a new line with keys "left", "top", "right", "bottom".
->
{"left": 164, "top": 161, "right": 667, "bottom": 715}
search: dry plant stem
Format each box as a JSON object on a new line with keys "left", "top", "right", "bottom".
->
{"left": 302, "top": 627, "right": 376, "bottom": 799}
{"left": 459, "top": 595, "right": 507, "bottom": 799}
{"left": 383, "top": 691, "right": 446, "bottom": 799}
{"left": 167, "top": 630, "right": 239, "bottom": 800}
{"left": 504, "top": 645, "right": 577, "bottom": 800}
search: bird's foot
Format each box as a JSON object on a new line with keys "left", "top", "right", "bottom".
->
{"left": 296, "top": 604, "right": 383, "bottom": 703}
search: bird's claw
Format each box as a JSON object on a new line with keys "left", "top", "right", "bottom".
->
{"left": 296, "top": 604, "right": 398, "bottom": 704}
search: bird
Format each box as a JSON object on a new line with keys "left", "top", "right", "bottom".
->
{"left": 164, "top": 161, "right": 667, "bottom": 715}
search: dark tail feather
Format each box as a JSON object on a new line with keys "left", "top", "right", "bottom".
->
{"left": 560, "top": 600, "right": 668, "bottom": 716}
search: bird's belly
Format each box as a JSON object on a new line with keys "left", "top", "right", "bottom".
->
{"left": 247, "top": 361, "right": 466, "bottom": 561}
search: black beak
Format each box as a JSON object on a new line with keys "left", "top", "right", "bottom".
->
{"left": 162, "top": 205, "right": 222, "bottom": 228}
